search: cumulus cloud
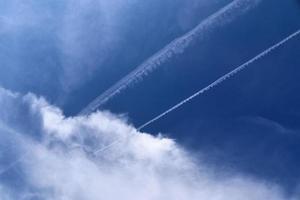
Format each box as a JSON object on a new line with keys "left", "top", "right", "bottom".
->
{"left": 0, "top": 87, "right": 296, "bottom": 200}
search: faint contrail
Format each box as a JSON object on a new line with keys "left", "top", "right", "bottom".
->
{"left": 138, "top": 29, "right": 300, "bottom": 130}
{"left": 80, "top": 0, "right": 261, "bottom": 115}
{"left": 93, "top": 29, "right": 300, "bottom": 155}
{"left": 0, "top": 154, "right": 28, "bottom": 176}
{"left": 0, "top": 122, "right": 30, "bottom": 176}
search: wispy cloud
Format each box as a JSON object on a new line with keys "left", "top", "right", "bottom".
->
{"left": 0, "top": 87, "right": 296, "bottom": 199}
{"left": 58, "top": 0, "right": 133, "bottom": 93}
{"left": 0, "top": 0, "right": 135, "bottom": 97}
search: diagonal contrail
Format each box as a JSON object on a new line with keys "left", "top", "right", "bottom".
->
{"left": 93, "top": 28, "right": 300, "bottom": 155}
{"left": 138, "top": 29, "right": 300, "bottom": 130}
{"left": 0, "top": 122, "right": 31, "bottom": 176}
{"left": 79, "top": 0, "right": 261, "bottom": 115}
{"left": 0, "top": 154, "right": 28, "bottom": 176}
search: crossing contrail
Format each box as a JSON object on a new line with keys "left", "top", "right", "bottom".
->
{"left": 79, "top": 0, "right": 261, "bottom": 115}
{"left": 138, "top": 29, "right": 300, "bottom": 130}
{"left": 93, "top": 28, "right": 300, "bottom": 155}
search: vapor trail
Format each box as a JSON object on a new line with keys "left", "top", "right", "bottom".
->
{"left": 80, "top": 0, "right": 261, "bottom": 115}
{"left": 0, "top": 122, "right": 30, "bottom": 176}
{"left": 0, "top": 154, "right": 28, "bottom": 176}
{"left": 138, "top": 29, "right": 300, "bottom": 130}
{"left": 93, "top": 29, "right": 300, "bottom": 155}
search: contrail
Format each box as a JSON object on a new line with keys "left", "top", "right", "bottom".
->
{"left": 93, "top": 28, "right": 300, "bottom": 155}
{"left": 80, "top": 0, "right": 261, "bottom": 115}
{"left": 0, "top": 154, "right": 28, "bottom": 176}
{"left": 138, "top": 29, "right": 300, "bottom": 130}
{"left": 0, "top": 122, "right": 30, "bottom": 176}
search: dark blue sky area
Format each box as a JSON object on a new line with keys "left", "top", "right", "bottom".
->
{"left": 1, "top": 0, "right": 300, "bottom": 194}
{"left": 92, "top": 0, "right": 300, "bottom": 191}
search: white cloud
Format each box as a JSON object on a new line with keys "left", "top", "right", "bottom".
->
{"left": 0, "top": 87, "right": 296, "bottom": 200}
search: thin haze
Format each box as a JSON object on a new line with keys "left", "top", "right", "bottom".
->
{"left": 79, "top": 0, "right": 261, "bottom": 115}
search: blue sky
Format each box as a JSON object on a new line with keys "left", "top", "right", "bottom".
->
{"left": 0, "top": 0, "right": 300, "bottom": 199}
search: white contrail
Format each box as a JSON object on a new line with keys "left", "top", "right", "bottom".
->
{"left": 93, "top": 28, "right": 300, "bottom": 155}
{"left": 80, "top": 0, "right": 261, "bottom": 115}
{"left": 138, "top": 29, "right": 300, "bottom": 130}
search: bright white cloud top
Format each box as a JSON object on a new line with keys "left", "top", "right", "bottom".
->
{"left": 0, "top": 87, "right": 297, "bottom": 200}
